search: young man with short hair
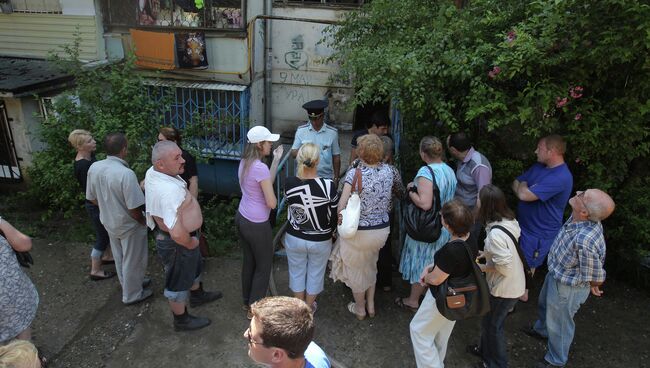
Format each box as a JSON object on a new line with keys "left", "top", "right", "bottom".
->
{"left": 244, "top": 296, "right": 330, "bottom": 368}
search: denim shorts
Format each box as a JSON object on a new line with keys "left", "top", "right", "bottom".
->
{"left": 156, "top": 231, "right": 202, "bottom": 302}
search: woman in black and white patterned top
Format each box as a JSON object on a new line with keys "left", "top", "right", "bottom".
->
{"left": 283, "top": 143, "right": 339, "bottom": 312}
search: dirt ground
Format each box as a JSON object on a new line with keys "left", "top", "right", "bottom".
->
{"left": 19, "top": 237, "right": 650, "bottom": 368}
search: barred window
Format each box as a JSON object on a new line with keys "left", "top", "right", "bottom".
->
{"left": 10, "top": 0, "right": 62, "bottom": 13}
{"left": 101, "top": 0, "right": 245, "bottom": 30}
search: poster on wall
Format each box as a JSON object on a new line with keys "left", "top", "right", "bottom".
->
{"left": 175, "top": 32, "right": 209, "bottom": 69}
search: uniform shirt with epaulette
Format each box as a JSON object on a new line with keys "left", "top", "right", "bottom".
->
{"left": 291, "top": 122, "right": 340, "bottom": 179}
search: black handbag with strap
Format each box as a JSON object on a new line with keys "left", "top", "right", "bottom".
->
{"left": 490, "top": 224, "right": 533, "bottom": 290}
{"left": 404, "top": 165, "right": 442, "bottom": 243}
{"left": 433, "top": 240, "right": 490, "bottom": 321}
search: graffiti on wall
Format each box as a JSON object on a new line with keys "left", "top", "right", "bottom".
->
{"left": 284, "top": 35, "right": 308, "bottom": 70}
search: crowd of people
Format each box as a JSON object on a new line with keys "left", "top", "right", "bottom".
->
{"left": 0, "top": 99, "right": 616, "bottom": 368}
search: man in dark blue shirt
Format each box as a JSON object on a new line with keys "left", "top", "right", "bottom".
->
{"left": 512, "top": 135, "right": 573, "bottom": 301}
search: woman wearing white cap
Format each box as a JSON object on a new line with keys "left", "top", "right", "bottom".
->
{"left": 236, "top": 125, "right": 283, "bottom": 317}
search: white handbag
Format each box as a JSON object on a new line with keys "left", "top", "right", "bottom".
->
{"left": 337, "top": 168, "right": 362, "bottom": 239}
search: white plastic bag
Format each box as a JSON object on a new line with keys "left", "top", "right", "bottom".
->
{"left": 337, "top": 192, "right": 360, "bottom": 239}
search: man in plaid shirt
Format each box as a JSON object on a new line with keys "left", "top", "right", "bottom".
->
{"left": 526, "top": 189, "right": 615, "bottom": 368}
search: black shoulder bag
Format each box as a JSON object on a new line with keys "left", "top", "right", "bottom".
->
{"left": 404, "top": 165, "right": 442, "bottom": 243}
{"left": 433, "top": 240, "right": 490, "bottom": 321}
{"left": 490, "top": 225, "right": 533, "bottom": 290}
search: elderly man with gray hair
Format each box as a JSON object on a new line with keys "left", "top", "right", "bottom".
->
{"left": 144, "top": 140, "right": 222, "bottom": 331}
{"left": 525, "top": 188, "right": 615, "bottom": 368}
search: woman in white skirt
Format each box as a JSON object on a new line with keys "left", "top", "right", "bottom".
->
{"left": 283, "top": 143, "right": 339, "bottom": 312}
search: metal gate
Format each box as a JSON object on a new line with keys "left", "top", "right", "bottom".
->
{"left": 0, "top": 101, "right": 22, "bottom": 182}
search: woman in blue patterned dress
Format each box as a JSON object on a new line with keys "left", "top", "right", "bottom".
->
{"left": 396, "top": 136, "right": 457, "bottom": 311}
{"left": 330, "top": 134, "right": 403, "bottom": 320}
{"left": 0, "top": 216, "right": 38, "bottom": 343}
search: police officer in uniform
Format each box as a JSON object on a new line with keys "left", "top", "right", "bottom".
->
{"left": 290, "top": 100, "right": 341, "bottom": 184}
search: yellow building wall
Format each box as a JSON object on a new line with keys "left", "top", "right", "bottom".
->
{"left": 0, "top": 13, "right": 100, "bottom": 60}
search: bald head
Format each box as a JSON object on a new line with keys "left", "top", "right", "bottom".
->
{"left": 584, "top": 189, "right": 615, "bottom": 222}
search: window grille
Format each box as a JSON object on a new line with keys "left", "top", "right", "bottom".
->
{"left": 147, "top": 84, "right": 249, "bottom": 158}
{"left": 101, "top": 0, "right": 245, "bottom": 30}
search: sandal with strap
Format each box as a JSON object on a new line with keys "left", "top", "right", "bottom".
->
{"left": 394, "top": 297, "right": 418, "bottom": 312}
{"left": 347, "top": 302, "right": 366, "bottom": 321}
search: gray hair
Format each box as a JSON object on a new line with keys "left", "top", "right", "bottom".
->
{"left": 152, "top": 140, "right": 179, "bottom": 164}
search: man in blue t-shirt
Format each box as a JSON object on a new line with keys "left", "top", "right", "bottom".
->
{"left": 245, "top": 296, "right": 331, "bottom": 368}
{"left": 512, "top": 135, "right": 573, "bottom": 301}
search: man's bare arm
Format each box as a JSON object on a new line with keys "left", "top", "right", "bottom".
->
{"left": 128, "top": 206, "right": 146, "bottom": 226}
{"left": 512, "top": 179, "right": 539, "bottom": 202}
{"left": 333, "top": 154, "right": 341, "bottom": 181}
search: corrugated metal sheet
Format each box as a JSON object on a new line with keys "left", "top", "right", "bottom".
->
{"left": 0, "top": 14, "right": 99, "bottom": 60}
{"left": 143, "top": 79, "right": 248, "bottom": 92}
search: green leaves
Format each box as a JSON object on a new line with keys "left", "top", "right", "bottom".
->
{"left": 27, "top": 36, "right": 160, "bottom": 215}
{"left": 330, "top": 0, "right": 650, "bottom": 274}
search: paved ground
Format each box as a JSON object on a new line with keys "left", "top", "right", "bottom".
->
{"left": 22, "top": 238, "right": 650, "bottom": 368}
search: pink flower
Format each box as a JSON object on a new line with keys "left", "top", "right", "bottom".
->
{"left": 488, "top": 66, "right": 501, "bottom": 79}
{"left": 575, "top": 113, "right": 582, "bottom": 120}
{"left": 556, "top": 97, "right": 568, "bottom": 108}
{"left": 570, "top": 86, "right": 583, "bottom": 99}
{"left": 506, "top": 30, "right": 517, "bottom": 43}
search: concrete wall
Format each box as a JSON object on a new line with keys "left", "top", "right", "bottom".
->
{"left": 269, "top": 6, "right": 354, "bottom": 136}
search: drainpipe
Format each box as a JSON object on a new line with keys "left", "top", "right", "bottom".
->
{"left": 264, "top": 0, "right": 273, "bottom": 131}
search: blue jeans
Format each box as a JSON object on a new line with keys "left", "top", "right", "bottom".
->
{"left": 480, "top": 295, "right": 518, "bottom": 368}
{"left": 533, "top": 273, "right": 590, "bottom": 366}
{"left": 84, "top": 202, "right": 110, "bottom": 259}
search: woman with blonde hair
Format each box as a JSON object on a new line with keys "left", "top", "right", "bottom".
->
{"left": 236, "top": 126, "right": 283, "bottom": 316}
{"left": 68, "top": 129, "right": 115, "bottom": 281}
{"left": 396, "top": 136, "right": 457, "bottom": 311}
{"left": 330, "top": 134, "right": 403, "bottom": 320}
{"left": 283, "top": 143, "right": 339, "bottom": 312}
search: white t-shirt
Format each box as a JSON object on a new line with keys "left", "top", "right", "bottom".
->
{"left": 144, "top": 167, "right": 187, "bottom": 230}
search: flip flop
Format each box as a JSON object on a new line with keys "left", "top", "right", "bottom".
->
{"left": 90, "top": 270, "right": 116, "bottom": 281}
{"left": 101, "top": 259, "right": 115, "bottom": 265}
{"left": 394, "top": 297, "right": 418, "bottom": 312}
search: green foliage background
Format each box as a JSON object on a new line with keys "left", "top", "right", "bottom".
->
{"left": 329, "top": 0, "right": 650, "bottom": 278}
{"left": 26, "top": 39, "right": 160, "bottom": 215}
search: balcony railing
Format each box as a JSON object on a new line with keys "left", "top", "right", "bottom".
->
{"left": 100, "top": 0, "right": 245, "bottom": 30}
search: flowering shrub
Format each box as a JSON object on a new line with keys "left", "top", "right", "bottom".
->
{"left": 329, "top": 0, "right": 650, "bottom": 279}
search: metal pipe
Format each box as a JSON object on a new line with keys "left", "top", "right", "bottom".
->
{"left": 263, "top": 0, "right": 273, "bottom": 131}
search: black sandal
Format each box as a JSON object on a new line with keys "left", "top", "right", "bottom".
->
{"left": 89, "top": 270, "right": 116, "bottom": 281}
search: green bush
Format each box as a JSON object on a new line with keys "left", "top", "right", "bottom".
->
{"left": 329, "top": 0, "right": 650, "bottom": 284}
{"left": 202, "top": 196, "right": 240, "bottom": 256}
{"left": 26, "top": 38, "right": 161, "bottom": 215}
